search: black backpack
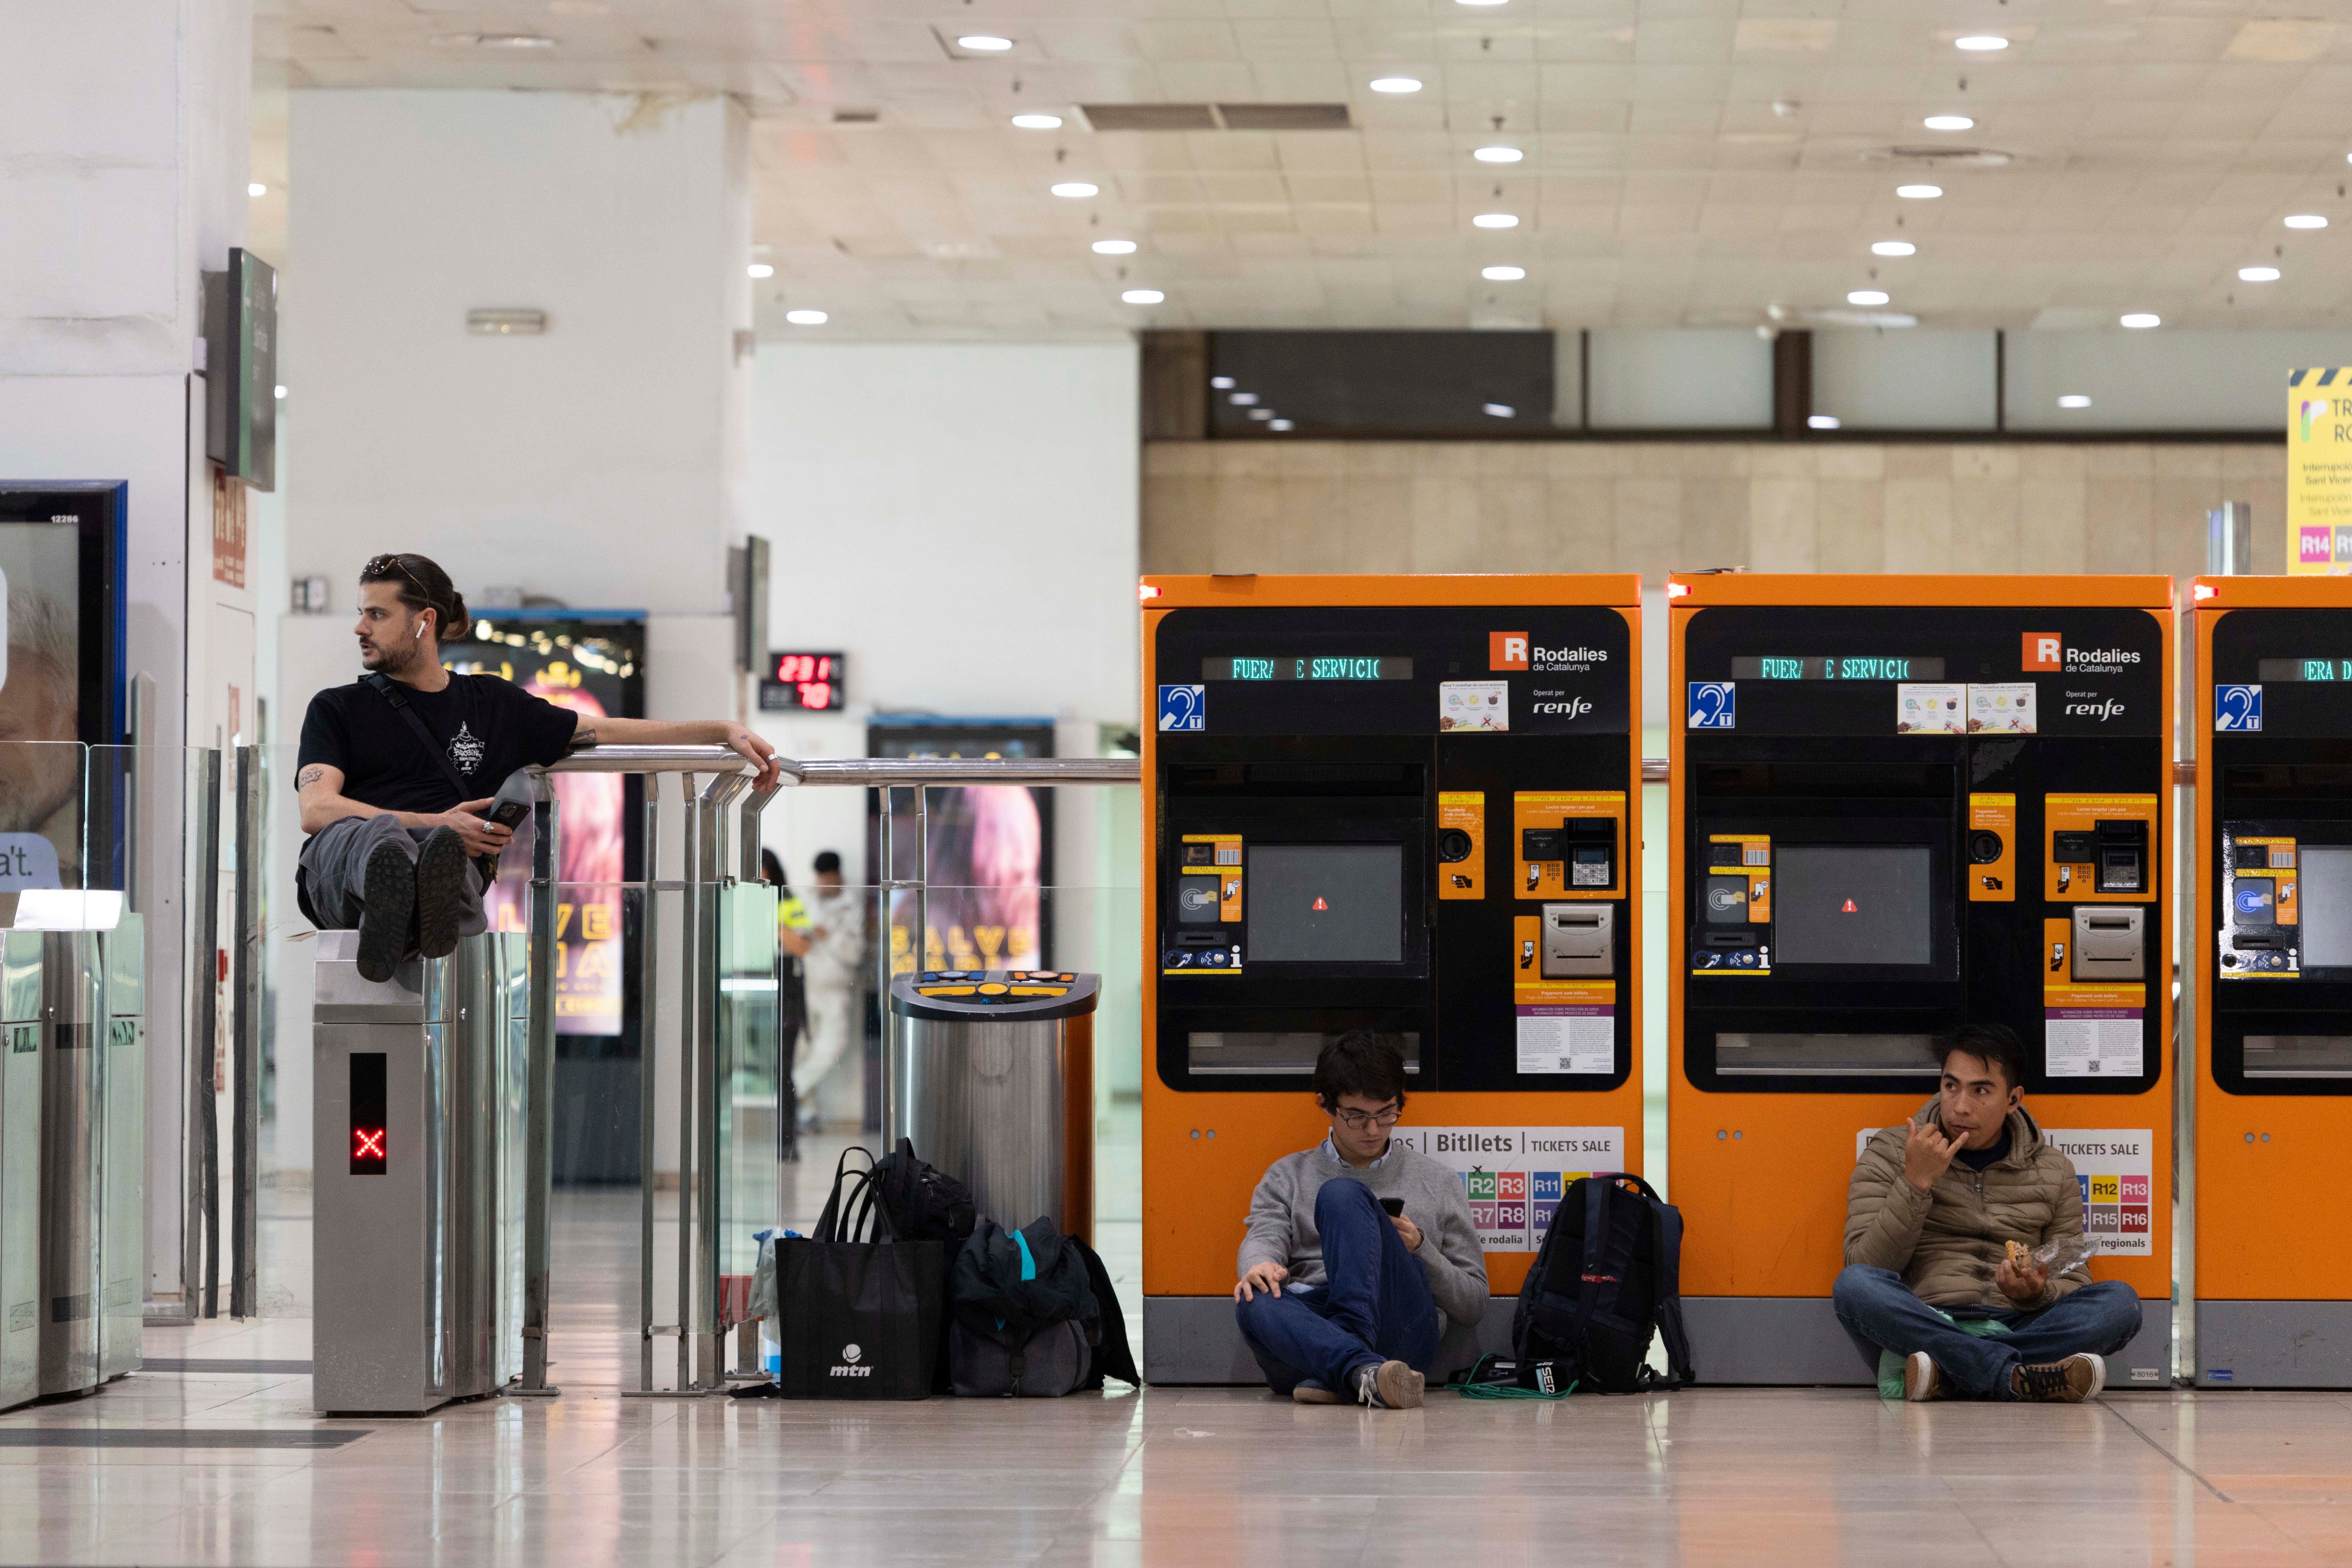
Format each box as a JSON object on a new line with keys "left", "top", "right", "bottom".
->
{"left": 872, "top": 1138, "right": 977, "bottom": 1245}
{"left": 1512, "top": 1172, "right": 1696, "bottom": 1393}
{"left": 947, "top": 1217, "right": 1101, "bottom": 1397}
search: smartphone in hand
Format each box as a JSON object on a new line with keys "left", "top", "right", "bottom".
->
{"left": 1380, "top": 1198, "right": 1405, "bottom": 1217}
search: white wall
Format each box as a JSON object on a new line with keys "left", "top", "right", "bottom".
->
{"left": 746, "top": 340, "right": 1141, "bottom": 885}
{"left": 283, "top": 90, "right": 751, "bottom": 619}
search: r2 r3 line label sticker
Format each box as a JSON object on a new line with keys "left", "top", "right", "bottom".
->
{"left": 1389, "top": 1126, "right": 1625, "bottom": 1254}
{"left": 2041, "top": 1129, "right": 2154, "bottom": 1255}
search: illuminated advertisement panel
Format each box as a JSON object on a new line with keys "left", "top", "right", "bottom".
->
{"left": 867, "top": 717, "right": 1055, "bottom": 974}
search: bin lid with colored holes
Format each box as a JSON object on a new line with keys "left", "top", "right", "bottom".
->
{"left": 889, "top": 969, "right": 1100, "bottom": 1022}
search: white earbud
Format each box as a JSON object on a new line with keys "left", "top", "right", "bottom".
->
{"left": 415, "top": 624, "right": 423, "bottom": 638}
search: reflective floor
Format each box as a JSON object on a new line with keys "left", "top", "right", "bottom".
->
{"left": 7, "top": 1120, "right": 2350, "bottom": 1566}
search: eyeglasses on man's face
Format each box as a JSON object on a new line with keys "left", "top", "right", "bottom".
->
{"left": 1332, "top": 1105, "right": 1402, "bottom": 1131}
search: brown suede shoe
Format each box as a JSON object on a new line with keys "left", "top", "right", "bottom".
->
{"left": 1355, "top": 1360, "right": 1424, "bottom": 1410}
{"left": 2011, "top": 1353, "right": 2106, "bottom": 1403}
{"left": 1903, "top": 1352, "right": 1945, "bottom": 1402}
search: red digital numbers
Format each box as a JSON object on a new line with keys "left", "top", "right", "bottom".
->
{"left": 774, "top": 653, "right": 833, "bottom": 684}
{"left": 763, "top": 653, "right": 845, "bottom": 712}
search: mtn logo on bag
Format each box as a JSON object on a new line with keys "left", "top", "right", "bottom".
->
{"left": 830, "top": 1342, "right": 873, "bottom": 1378}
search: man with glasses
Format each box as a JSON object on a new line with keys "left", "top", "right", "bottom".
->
{"left": 296, "top": 552, "right": 779, "bottom": 982}
{"left": 1232, "top": 1030, "right": 1487, "bottom": 1409}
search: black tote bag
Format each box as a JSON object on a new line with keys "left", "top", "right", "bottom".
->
{"left": 774, "top": 1149, "right": 945, "bottom": 1400}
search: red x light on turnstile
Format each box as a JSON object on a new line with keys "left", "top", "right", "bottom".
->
{"left": 350, "top": 1053, "right": 388, "bottom": 1175}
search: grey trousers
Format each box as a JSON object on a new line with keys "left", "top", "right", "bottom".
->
{"left": 299, "top": 813, "right": 491, "bottom": 938}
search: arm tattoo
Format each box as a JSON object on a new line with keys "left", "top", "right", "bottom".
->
{"left": 297, "top": 765, "right": 326, "bottom": 789}
{"left": 570, "top": 723, "right": 599, "bottom": 750}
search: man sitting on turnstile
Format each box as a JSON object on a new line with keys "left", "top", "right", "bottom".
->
{"left": 294, "top": 552, "right": 780, "bottom": 981}
{"left": 1836, "top": 1023, "right": 2142, "bottom": 1403}
{"left": 1232, "top": 1030, "right": 1487, "bottom": 1410}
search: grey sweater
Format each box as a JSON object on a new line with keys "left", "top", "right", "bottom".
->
{"left": 1237, "top": 1140, "right": 1490, "bottom": 1330}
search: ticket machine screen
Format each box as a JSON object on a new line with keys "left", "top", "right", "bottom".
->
{"left": 1774, "top": 846, "right": 1935, "bottom": 967}
{"left": 2299, "top": 847, "right": 2352, "bottom": 968}
{"left": 1246, "top": 845, "right": 1404, "bottom": 963}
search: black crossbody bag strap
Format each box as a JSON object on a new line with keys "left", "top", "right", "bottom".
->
{"left": 362, "top": 672, "right": 476, "bottom": 805}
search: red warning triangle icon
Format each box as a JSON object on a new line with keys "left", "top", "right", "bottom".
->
{"left": 1312, "top": 897, "right": 1329, "bottom": 911}
{"left": 1841, "top": 898, "right": 1858, "bottom": 912}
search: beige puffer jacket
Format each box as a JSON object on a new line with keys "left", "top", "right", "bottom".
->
{"left": 1844, "top": 1100, "right": 2092, "bottom": 1311}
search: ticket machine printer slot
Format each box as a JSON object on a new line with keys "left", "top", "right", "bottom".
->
{"left": 1540, "top": 903, "right": 1613, "bottom": 978}
{"left": 2070, "top": 905, "right": 2145, "bottom": 982}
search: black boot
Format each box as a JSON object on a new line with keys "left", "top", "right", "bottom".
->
{"left": 414, "top": 827, "right": 471, "bottom": 961}
{"left": 355, "top": 838, "right": 417, "bottom": 983}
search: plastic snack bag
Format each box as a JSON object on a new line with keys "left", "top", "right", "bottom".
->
{"left": 2030, "top": 1235, "right": 2099, "bottom": 1277}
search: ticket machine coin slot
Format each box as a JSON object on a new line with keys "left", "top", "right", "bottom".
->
{"left": 2071, "top": 905, "right": 2145, "bottom": 982}
{"left": 1540, "top": 903, "right": 1613, "bottom": 978}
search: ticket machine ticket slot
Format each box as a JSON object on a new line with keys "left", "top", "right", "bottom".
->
{"left": 1541, "top": 903, "right": 1614, "bottom": 978}
{"left": 2071, "top": 905, "right": 2145, "bottom": 982}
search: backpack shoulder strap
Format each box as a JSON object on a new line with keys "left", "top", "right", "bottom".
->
{"left": 362, "top": 672, "right": 475, "bottom": 803}
{"left": 1645, "top": 1197, "right": 1698, "bottom": 1390}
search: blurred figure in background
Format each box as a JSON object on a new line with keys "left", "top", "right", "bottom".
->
{"left": 796, "top": 849, "right": 864, "bottom": 1133}
{"left": 762, "top": 848, "right": 811, "bottom": 1153}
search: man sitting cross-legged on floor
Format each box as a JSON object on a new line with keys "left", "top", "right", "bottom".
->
{"left": 1836, "top": 1022, "right": 2143, "bottom": 1404}
{"left": 1232, "top": 1030, "right": 1487, "bottom": 1410}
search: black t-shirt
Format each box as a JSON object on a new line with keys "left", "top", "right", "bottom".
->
{"left": 297, "top": 675, "right": 580, "bottom": 818}
{"left": 1956, "top": 1126, "right": 2012, "bottom": 1172}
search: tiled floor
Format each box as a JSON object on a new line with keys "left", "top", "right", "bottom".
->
{"left": 7, "top": 1124, "right": 2350, "bottom": 1565}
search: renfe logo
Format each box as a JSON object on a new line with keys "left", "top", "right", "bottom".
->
{"left": 2024, "top": 633, "right": 2062, "bottom": 671}
{"left": 1490, "top": 632, "right": 1529, "bottom": 670}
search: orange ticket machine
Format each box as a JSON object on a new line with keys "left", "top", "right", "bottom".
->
{"left": 2192, "top": 575, "right": 2352, "bottom": 1386}
{"left": 1668, "top": 574, "right": 2174, "bottom": 1386}
{"left": 1140, "top": 574, "right": 1643, "bottom": 1383}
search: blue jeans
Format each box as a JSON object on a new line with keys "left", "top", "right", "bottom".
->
{"left": 1235, "top": 1179, "right": 1441, "bottom": 1395}
{"left": 1832, "top": 1265, "right": 2143, "bottom": 1400}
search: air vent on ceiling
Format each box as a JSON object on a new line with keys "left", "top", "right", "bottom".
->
{"left": 833, "top": 108, "right": 880, "bottom": 124}
{"left": 1076, "top": 103, "right": 1353, "bottom": 133}
{"left": 1864, "top": 145, "right": 2014, "bottom": 167}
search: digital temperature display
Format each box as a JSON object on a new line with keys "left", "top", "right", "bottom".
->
{"left": 2258, "top": 658, "right": 2352, "bottom": 682}
{"left": 349, "top": 1052, "right": 387, "bottom": 1176}
{"left": 1728, "top": 656, "right": 1946, "bottom": 681}
{"left": 759, "top": 651, "right": 845, "bottom": 712}
{"left": 1201, "top": 656, "right": 1414, "bottom": 681}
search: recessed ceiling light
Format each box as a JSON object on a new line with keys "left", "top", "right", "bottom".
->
{"left": 1211, "top": 376, "right": 1235, "bottom": 390}
{"left": 247, "top": 182, "right": 267, "bottom": 197}
{"left": 1872, "top": 240, "right": 1916, "bottom": 257}
{"left": 1473, "top": 212, "right": 1519, "bottom": 228}
{"left": 2120, "top": 312, "right": 2160, "bottom": 328}
{"left": 1122, "top": 289, "right": 1165, "bottom": 304}
{"left": 1010, "top": 113, "right": 1062, "bottom": 130}
{"left": 958, "top": 34, "right": 1013, "bottom": 51}
{"left": 2058, "top": 394, "right": 2092, "bottom": 409}
{"left": 1473, "top": 145, "right": 1524, "bottom": 163}
{"left": 1808, "top": 415, "right": 1841, "bottom": 430}
{"left": 1923, "top": 114, "right": 1975, "bottom": 131}
{"left": 1369, "top": 77, "right": 1423, "bottom": 94}
{"left": 1231, "top": 392, "right": 1259, "bottom": 405}
{"left": 1268, "top": 418, "right": 1295, "bottom": 430}
{"left": 474, "top": 32, "right": 555, "bottom": 47}
{"left": 1051, "top": 182, "right": 1099, "bottom": 198}
{"left": 1482, "top": 265, "right": 1526, "bottom": 280}
{"left": 1483, "top": 403, "right": 1516, "bottom": 418}
{"left": 1848, "top": 289, "right": 1890, "bottom": 306}
{"left": 1955, "top": 35, "right": 2008, "bottom": 51}
{"left": 1457, "top": 0, "right": 1508, "bottom": 7}
{"left": 2285, "top": 214, "right": 2328, "bottom": 229}
{"left": 273, "top": 385, "right": 287, "bottom": 400}
{"left": 2240, "top": 265, "right": 2282, "bottom": 282}
{"left": 1896, "top": 184, "right": 1942, "bottom": 199}
{"left": 785, "top": 309, "right": 828, "bottom": 325}
{"left": 1092, "top": 239, "right": 1137, "bottom": 255}
{"left": 1248, "top": 408, "right": 1275, "bottom": 420}
{"left": 747, "top": 263, "right": 775, "bottom": 279}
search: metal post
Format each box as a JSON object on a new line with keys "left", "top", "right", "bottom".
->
{"left": 637, "top": 773, "right": 661, "bottom": 1394}
{"left": 2206, "top": 502, "right": 2252, "bottom": 576}
{"left": 191, "top": 749, "right": 221, "bottom": 1319}
{"left": 914, "top": 786, "right": 930, "bottom": 981}
{"left": 675, "top": 774, "right": 698, "bottom": 1393}
{"left": 692, "top": 771, "right": 750, "bottom": 1390}
{"left": 228, "top": 746, "right": 261, "bottom": 1319}
{"left": 876, "top": 785, "right": 896, "bottom": 1149}
{"left": 517, "top": 772, "right": 561, "bottom": 1395}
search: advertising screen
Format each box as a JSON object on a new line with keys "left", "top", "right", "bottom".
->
{"left": 869, "top": 719, "right": 1054, "bottom": 975}
{"left": 447, "top": 612, "right": 644, "bottom": 1037}
{"left": 1774, "top": 845, "right": 1935, "bottom": 967}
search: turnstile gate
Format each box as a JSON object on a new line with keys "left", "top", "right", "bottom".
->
{"left": 313, "top": 930, "right": 527, "bottom": 1415}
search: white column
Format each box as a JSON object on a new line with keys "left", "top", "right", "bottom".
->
{"left": 0, "top": 0, "right": 256, "bottom": 1308}
{"left": 283, "top": 90, "right": 754, "bottom": 1182}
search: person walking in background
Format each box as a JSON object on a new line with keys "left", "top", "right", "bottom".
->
{"left": 795, "top": 849, "right": 866, "bottom": 1133}
{"left": 763, "top": 848, "right": 812, "bottom": 1156}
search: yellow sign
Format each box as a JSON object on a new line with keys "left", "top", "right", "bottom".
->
{"left": 2287, "top": 367, "right": 2352, "bottom": 574}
